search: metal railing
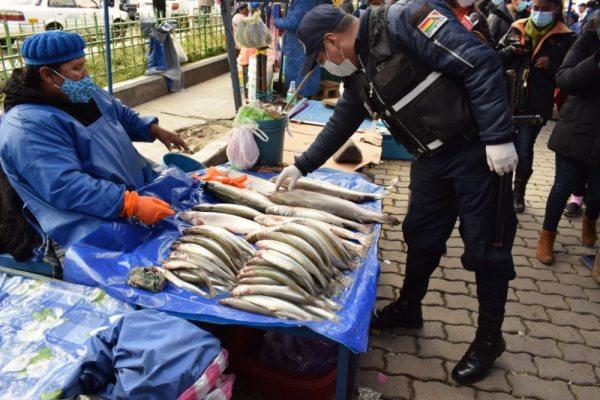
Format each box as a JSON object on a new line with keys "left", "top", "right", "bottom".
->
{"left": 0, "top": 12, "right": 227, "bottom": 88}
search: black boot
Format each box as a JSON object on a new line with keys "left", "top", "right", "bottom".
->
{"left": 513, "top": 170, "right": 532, "bottom": 214}
{"left": 370, "top": 296, "right": 423, "bottom": 330}
{"left": 452, "top": 311, "right": 505, "bottom": 385}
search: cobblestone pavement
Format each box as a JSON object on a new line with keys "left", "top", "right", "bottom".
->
{"left": 360, "top": 123, "right": 600, "bottom": 400}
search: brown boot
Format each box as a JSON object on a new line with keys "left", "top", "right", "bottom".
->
{"left": 536, "top": 229, "right": 556, "bottom": 265}
{"left": 582, "top": 215, "right": 598, "bottom": 247}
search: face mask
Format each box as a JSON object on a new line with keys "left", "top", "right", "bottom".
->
{"left": 457, "top": 0, "right": 475, "bottom": 8}
{"left": 530, "top": 10, "right": 555, "bottom": 28}
{"left": 516, "top": 0, "right": 528, "bottom": 12}
{"left": 322, "top": 44, "right": 358, "bottom": 77}
{"left": 52, "top": 70, "right": 95, "bottom": 103}
{"left": 492, "top": 0, "right": 504, "bottom": 6}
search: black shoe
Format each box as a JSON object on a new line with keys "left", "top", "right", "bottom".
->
{"left": 563, "top": 202, "right": 582, "bottom": 218}
{"left": 513, "top": 192, "right": 525, "bottom": 214}
{"left": 513, "top": 171, "right": 532, "bottom": 214}
{"left": 371, "top": 298, "right": 423, "bottom": 330}
{"left": 452, "top": 312, "right": 505, "bottom": 385}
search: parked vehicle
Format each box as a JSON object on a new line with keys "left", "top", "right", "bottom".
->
{"left": 0, "top": 0, "right": 130, "bottom": 41}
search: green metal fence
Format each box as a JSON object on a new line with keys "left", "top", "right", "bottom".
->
{"left": 0, "top": 13, "right": 227, "bottom": 88}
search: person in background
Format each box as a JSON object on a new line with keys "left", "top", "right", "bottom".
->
{"left": 536, "top": 17, "right": 600, "bottom": 266}
{"left": 232, "top": 3, "right": 250, "bottom": 50}
{"left": 0, "top": 31, "right": 187, "bottom": 262}
{"left": 340, "top": 0, "right": 355, "bottom": 13}
{"left": 478, "top": 0, "right": 496, "bottom": 17}
{"left": 152, "top": 0, "right": 166, "bottom": 18}
{"left": 446, "top": 0, "right": 494, "bottom": 44}
{"left": 354, "top": 0, "right": 383, "bottom": 16}
{"left": 582, "top": 0, "right": 598, "bottom": 26}
{"left": 274, "top": 0, "right": 324, "bottom": 97}
{"left": 498, "top": 0, "right": 575, "bottom": 214}
{"left": 567, "top": 11, "right": 582, "bottom": 34}
{"left": 488, "top": 0, "right": 531, "bottom": 45}
{"left": 578, "top": 1, "right": 588, "bottom": 19}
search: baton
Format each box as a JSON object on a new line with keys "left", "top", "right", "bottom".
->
{"left": 283, "top": 67, "right": 316, "bottom": 113}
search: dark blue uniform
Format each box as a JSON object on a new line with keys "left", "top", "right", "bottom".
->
{"left": 294, "top": 0, "right": 517, "bottom": 318}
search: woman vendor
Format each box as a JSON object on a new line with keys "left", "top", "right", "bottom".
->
{"left": 0, "top": 31, "right": 188, "bottom": 261}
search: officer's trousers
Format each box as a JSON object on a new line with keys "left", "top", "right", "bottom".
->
{"left": 401, "top": 141, "right": 517, "bottom": 315}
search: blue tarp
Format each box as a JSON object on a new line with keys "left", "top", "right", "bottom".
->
{"left": 0, "top": 272, "right": 133, "bottom": 399}
{"left": 63, "top": 167, "right": 382, "bottom": 353}
{"left": 290, "top": 100, "right": 387, "bottom": 131}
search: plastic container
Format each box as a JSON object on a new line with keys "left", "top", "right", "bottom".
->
{"left": 229, "top": 328, "right": 337, "bottom": 400}
{"left": 381, "top": 132, "right": 413, "bottom": 160}
{"left": 255, "top": 118, "right": 286, "bottom": 166}
{"left": 163, "top": 153, "right": 206, "bottom": 173}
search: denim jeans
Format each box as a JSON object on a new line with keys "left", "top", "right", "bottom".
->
{"left": 515, "top": 124, "right": 543, "bottom": 176}
{"left": 543, "top": 154, "right": 600, "bottom": 232}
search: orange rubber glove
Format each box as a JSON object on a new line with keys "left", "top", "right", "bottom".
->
{"left": 120, "top": 191, "right": 175, "bottom": 225}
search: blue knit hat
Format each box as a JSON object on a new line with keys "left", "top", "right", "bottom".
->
{"left": 20, "top": 31, "right": 86, "bottom": 66}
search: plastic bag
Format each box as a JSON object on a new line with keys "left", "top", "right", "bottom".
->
{"left": 226, "top": 124, "right": 268, "bottom": 170}
{"left": 173, "top": 36, "right": 189, "bottom": 63}
{"left": 235, "top": 12, "right": 272, "bottom": 48}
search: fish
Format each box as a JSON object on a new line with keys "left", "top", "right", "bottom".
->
{"left": 182, "top": 225, "right": 256, "bottom": 256}
{"left": 192, "top": 203, "right": 264, "bottom": 220}
{"left": 238, "top": 295, "right": 322, "bottom": 321}
{"left": 255, "top": 240, "right": 328, "bottom": 288}
{"left": 246, "top": 257, "right": 317, "bottom": 297}
{"left": 232, "top": 284, "right": 320, "bottom": 306}
{"left": 267, "top": 189, "right": 400, "bottom": 225}
{"left": 204, "top": 181, "right": 275, "bottom": 212}
{"left": 171, "top": 242, "right": 234, "bottom": 277}
{"left": 254, "top": 214, "right": 299, "bottom": 227}
{"left": 238, "top": 265, "right": 314, "bottom": 300}
{"left": 294, "top": 219, "right": 356, "bottom": 265}
{"left": 251, "top": 249, "right": 316, "bottom": 291}
{"left": 227, "top": 170, "right": 277, "bottom": 195}
{"left": 172, "top": 269, "right": 217, "bottom": 297}
{"left": 178, "top": 236, "right": 238, "bottom": 273}
{"left": 276, "top": 176, "right": 383, "bottom": 202}
{"left": 245, "top": 230, "right": 329, "bottom": 276}
{"left": 168, "top": 251, "right": 235, "bottom": 282}
{"left": 219, "top": 297, "right": 279, "bottom": 318}
{"left": 273, "top": 223, "right": 332, "bottom": 271}
{"left": 303, "top": 305, "right": 340, "bottom": 322}
{"left": 238, "top": 276, "right": 282, "bottom": 286}
{"left": 179, "top": 211, "right": 263, "bottom": 235}
{"left": 265, "top": 206, "right": 373, "bottom": 234}
{"left": 159, "top": 267, "right": 210, "bottom": 297}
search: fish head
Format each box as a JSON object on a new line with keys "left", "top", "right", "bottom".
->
{"left": 169, "top": 251, "right": 189, "bottom": 260}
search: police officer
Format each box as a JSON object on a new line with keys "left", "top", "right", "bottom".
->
{"left": 274, "top": 1, "right": 518, "bottom": 385}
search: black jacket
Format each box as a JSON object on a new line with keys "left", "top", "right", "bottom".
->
{"left": 548, "top": 28, "right": 600, "bottom": 165}
{"left": 488, "top": 4, "right": 526, "bottom": 45}
{"left": 498, "top": 19, "right": 575, "bottom": 119}
{"left": 294, "top": 0, "right": 513, "bottom": 174}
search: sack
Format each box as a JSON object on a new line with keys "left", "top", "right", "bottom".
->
{"left": 234, "top": 12, "right": 272, "bottom": 48}
{"left": 173, "top": 36, "right": 188, "bottom": 63}
{"left": 226, "top": 124, "right": 268, "bottom": 169}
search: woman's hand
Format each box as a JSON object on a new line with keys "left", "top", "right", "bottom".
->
{"left": 150, "top": 125, "right": 190, "bottom": 152}
{"left": 535, "top": 56, "right": 550, "bottom": 70}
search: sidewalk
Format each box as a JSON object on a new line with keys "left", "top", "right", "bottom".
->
{"left": 361, "top": 124, "right": 600, "bottom": 400}
{"left": 132, "top": 73, "right": 237, "bottom": 164}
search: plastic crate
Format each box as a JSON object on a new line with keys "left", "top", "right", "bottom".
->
{"left": 381, "top": 132, "right": 412, "bottom": 160}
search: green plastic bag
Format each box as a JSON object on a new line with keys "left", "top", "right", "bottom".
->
{"left": 234, "top": 12, "right": 272, "bottom": 49}
{"left": 234, "top": 105, "right": 275, "bottom": 125}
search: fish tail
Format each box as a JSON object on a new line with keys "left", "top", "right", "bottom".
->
{"left": 383, "top": 214, "right": 401, "bottom": 225}
{"left": 357, "top": 234, "right": 372, "bottom": 249}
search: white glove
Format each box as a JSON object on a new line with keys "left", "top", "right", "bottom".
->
{"left": 485, "top": 142, "right": 518, "bottom": 176}
{"left": 274, "top": 165, "right": 303, "bottom": 191}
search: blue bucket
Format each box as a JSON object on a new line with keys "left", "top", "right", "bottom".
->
{"left": 163, "top": 153, "right": 206, "bottom": 173}
{"left": 255, "top": 118, "right": 287, "bottom": 166}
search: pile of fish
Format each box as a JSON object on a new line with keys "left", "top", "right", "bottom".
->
{"left": 145, "top": 170, "right": 392, "bottom": 322}
{"left": 159, "top": 225, "right": 256, "bottom": 297}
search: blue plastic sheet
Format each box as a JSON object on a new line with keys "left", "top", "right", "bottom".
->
{"left": 0, "top": 272, "right": 133, "bottom": 400}
{"left": 290, "top": 100, "right": 387, "bottom": 131}
{"left": 63, "top": 167, "right": 382, "bottom": 353}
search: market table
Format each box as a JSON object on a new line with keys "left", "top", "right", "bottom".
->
{"left": 61, "top": 166, "right": 383, "bottom": 400}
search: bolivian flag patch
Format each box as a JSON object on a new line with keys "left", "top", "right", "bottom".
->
{"left": 417, "top": 10, "right": 448, "bottom": 38}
